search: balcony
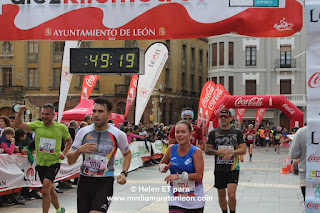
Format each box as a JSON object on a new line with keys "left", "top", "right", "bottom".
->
{"left": 275, "top": 59, "right": 296, "bottom": 69}
{"left": 115, "top": 84, "right": 129, "bottom": 95}
{"left": 283, "top": 94, "right": 306, "bottom": 107}
{"left": 0, "top": 86, "right": 25, "bottom": 98}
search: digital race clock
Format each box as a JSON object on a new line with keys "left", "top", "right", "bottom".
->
{"left": 70, "top": 48, "right": 145, "bottom": 75}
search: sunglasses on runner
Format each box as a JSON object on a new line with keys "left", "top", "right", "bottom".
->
{"left": 183, "top": 117, "right": 193, "bottom": 121}
{"left": 219, "top": 114, "right": 229, "bottom": 119}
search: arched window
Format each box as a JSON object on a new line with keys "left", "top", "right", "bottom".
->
{"left": 116, "top": 102, "right": 126, "bottom": 115}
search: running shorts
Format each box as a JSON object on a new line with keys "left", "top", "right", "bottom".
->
{"left": 169, "top": 205, "right": 204, "bottom": 213}
{"left": 246, "top": 142, "right": 253, "bottom": 147}
{"left": 214, "top": 170, "right": 240, "bottom": 189}
{"left": 36, "top": 163, "right": 60, "bottom": 183}
{"left": 77, "top": 175, "right": 114, "bottom": 213}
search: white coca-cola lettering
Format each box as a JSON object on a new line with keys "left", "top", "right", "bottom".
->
{"left": 234, "top": 97, "right": 264, "bottom": 107}
{"left": 208, "top": 88, "right": 224, "bottom": 109}
{"left": 85, "top": 75, "right": 98, "bottom": 87}
{"left": 258, "top": 109, "right": 265, "bottom": 117}
{"left": 201, "top": 84, "right": 215, "bottom": 108}
{"left": 308, "top": 72, "right": 320, "bottom": 88}
{"left": 214, "top": 104, "right": 226, "bottom": 115}
{"left": 308, "top": 154, "right": 320, "bottom": 162}
{"left": 307, "top": 202, "right": 320, "bottom": 209}
{"left": 282, "top": 104, "right": 295, "bottom": 115}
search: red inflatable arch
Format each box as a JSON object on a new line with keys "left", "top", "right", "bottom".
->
{"left": 209, "top": 95, "right": 304, "bottom": 129}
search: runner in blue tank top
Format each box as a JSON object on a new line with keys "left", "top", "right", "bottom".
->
{"left": 159, "top": 120, "right": 205, "bottom": 213}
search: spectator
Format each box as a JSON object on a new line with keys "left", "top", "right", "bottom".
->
{"left": 83, "top": 114, "right": 92, "bottom": 125}
{"left": 68, "top": 120, "right": 77, "bottom": 141}
{"left": 0, "top": 127, "right": 16, "bottom": 155}
{"left": 14, "top": 129, "right": 29, "bottom": 154}
{"left": 0, "top": 116, "right": 10, "bottom": 136}
{"left": 108, "top": 119, "right": 114, "bottom": 127}
{"left": 124, "top": 128, "right": 144, "bottom": 144}
{"left": 8, "top": 115, "right": 16, "bottom": 129}
{"left": 289, "top": 126, "right": 307, "bottom": 201}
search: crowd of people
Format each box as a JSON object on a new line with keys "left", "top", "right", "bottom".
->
{"left": 0, "top": 103, "right": 305, "bottom": 213}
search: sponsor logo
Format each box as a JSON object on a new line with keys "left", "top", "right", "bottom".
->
{"left": 208, "top": 87, "right": 224, "bottom": 110}
{"left": 235, "top": 97, "right": 264, "bottom": 107}
{"left": 214, "top": 103, "right": 226, "bottom": 115}
{"left": 274, "top": 18, "right": 293, "bottom": 31}
{"left": 159, "top": 27, "right": 166, "bottom": 36}
{"left": 310, "top": 171, "right": 320, "bottom": 178}
{"left": 201, "top": 83, "right": 215, "bottom": 108}
{"left": 307, "top": 201, "right": 320, "bottom": 209}
{"left": 308, "top": 72, "right": 320, "bottom": 88}
{"left": 45, "top": 28, "right": 52, "bottom": 36}
{"left": 257, "top": 108, "right": 265, "bottom": 117}
{"left": 282, "top": 104, "right": 295, "bottom": 115}
{"left": 238, "top": 108, "right": 245, "bottom": 115}
{"left": 85, "top": 75, "right": 98, "bottom": 87}
{"left": 308, "top": 154, "right": 320, "bottom": 162}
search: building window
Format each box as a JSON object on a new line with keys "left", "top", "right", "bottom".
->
{"left": 80, "top": 41, "right": 91, "bottom": 48}
{"left": 166, "top": 40, "right": 170, "bottom": 50}
{"left": 191, "top": 74, "right": 194, "bottom": 91}
{"left": 229, "top": 42, "right": 234, "bottom": 66}
{"left": 165, "top": 68, "right": 170, "bottom": 88}
{"left": 2, "top": 41, "right": 12, "bottom": 54}
{"left": 125, "top": 40, "right": 137, "bottom": 47}
{"left": 219, "top": 42, "right": 224, "bottom": 66}
{"left": 53, "top": 68, "right": 61, "bottom": 87}
{"left": 219, "top": 76, "right": 224, "bottom": 86}
{"left": 182, "top": 44, "right": 187, "bottom": 66}
{"left": 199, "top": 76, "right": 202, "bottom": 92}
{"left": 182, "top": 72, "right": 186, "bottom": 89}
{"left": 246, "top": 46, "right": 256, "bottom": 66}
{"left": 212, "top": 77, "right": 217, "bottom": 84}
{"left": 116, "top": 102, "right": 126, "bottom": 115}
{"left": 54, "top": 42, "right": 65, "bottom": 53}
{"left": 280, "top": 79, "right": 291, "bottom": 94}
{"left": 280, "top": 46, "right": 291, "bottom": 68}
{"left": 28, "top": 41, "right": 39, "bottom": 54}
{"left": 27, "top": 68, "right": 39, "bottom": 87}
{"left": 245, "top": 80, "right": 256, "bottom": 95}
{"left": 199, "top": 49, "right": 203, "bottom": 67}
{"left": 229, "top": 76, "right": 234, "bottom": 95}
{"left": 212, "top": 43, "right": 217, "bottom": 66}
{"left": 191, "top": 47, "right": 195, "bottom": 68}
{"left": 2, "top": 68, "right": 12, "bottom": 86}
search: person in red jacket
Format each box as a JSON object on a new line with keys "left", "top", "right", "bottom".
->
{"left": 244, "top": 124, "right": 255, "bottom": 161}
{"left": 0, "top": 127, "right": 16, "bottom": 155}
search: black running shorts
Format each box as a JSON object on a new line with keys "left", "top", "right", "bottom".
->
{"left": 246, "top": 142, "right": 253, "bottom": 147}
{"left": 77, "top": 175, "right": 114, "bottom": 213}
{"left": 169, "top": 205, "right": 204, "bottom": 213}
{"left": 214, "top": 170, "right": 240, "bottom": 189}
{"left": 35, "top": 163, "right": 61, "bottom": 183}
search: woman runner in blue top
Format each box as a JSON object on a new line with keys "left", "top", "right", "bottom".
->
{"left": 159, "top": 120, "right": 205, "bottom": 213}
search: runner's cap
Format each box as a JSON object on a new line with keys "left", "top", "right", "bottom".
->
{"left": 181, "top": 108, "right": 194, "bottom": 119}
{"left": 220, "top": 109, "right": 232, "bottom": 116}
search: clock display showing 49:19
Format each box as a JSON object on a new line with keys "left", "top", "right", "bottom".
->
{"left": 70, "top": 48, "right": 145, "bottom": 75}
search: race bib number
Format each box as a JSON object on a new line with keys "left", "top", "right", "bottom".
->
{"left": 266, "top": 136, "right": 270, "bottom": 140}
{"left": 247, "top": 135, "right": 253, "bottom": 140}
{"left": 275, "top": 135, "right": 281, "bottom": 140}
{"left": 39, "top": 138, "right": 56, "bottom": 154}
{"left": 217, "top": 145, "right": 235, "bottom": 164}
{"left": 173, "top": 180, "right": 195, "bottom": 197}
{"left": 83, "top": 154, "right": 109, "bottom": 176}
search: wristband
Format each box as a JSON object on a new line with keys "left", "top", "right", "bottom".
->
{"left": 178, "top": 171, "right": 189, "bottom": 181}
{"left": 77, "top": 148, "right": 81, "bottom": 154}
{"left": 160, "top": 164, "right": 166, "bottom": 172}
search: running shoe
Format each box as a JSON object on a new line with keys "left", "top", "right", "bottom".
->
{"left": 249, "top": 156, "right": 252, "bottom": 161}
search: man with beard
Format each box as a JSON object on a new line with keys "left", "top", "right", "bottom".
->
{"left": 15, "top": 103, "right": 72, "bottom": 213}
{"left": 205, "top": 109, "right": 246, "bottom": 213}
{"left": 67, "top": 98, "right": 131, "bottom": 213}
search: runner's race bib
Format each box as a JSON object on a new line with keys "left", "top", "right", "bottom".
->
{"left": 266, "top": 136, "right": 270, "bottom": 140}
{"left": 247, "top": 135, "right": 253, "bottom": 140}
{"left": 39, "top": 137, "right": 56, "bottom": 154}
{"left": 83, "top": 154, "right": 109, "bottom": 176}
{"left": 173, "top": 179, "right": 195, "bottom": 197}
{"left": 217, "top": 145, "right": 235, "bottom": 164}
{"left": 275, "top": 135, "right": 281, "bottom": 140}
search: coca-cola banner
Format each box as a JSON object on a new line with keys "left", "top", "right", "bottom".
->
{"left": 306, "top": 1, "right": 320, "bottom": 212}
{"left": 235, "top": 108, "right": 246, "bottom": 128}
{"left": 197, "top": 81, "right": 215, "bottom": 129}
{"left": 125, "top": 75, "right": 138, "bottom": 118}
{"left": 80, "top": 75, "right": 100, "bottom": 102}
{"left": 0, "top": 0, "right": 302, "bottom": 40}
{"left": 135, "top": 43, "right": 168, "bottom": 125}
{"left": 254, "top": 108, "right": 266, "bottom": 131}
{"left": 209, "top": 95, "right": 303, "bottom": 129}
{"left": 58, "top": 41, "right": 81, "bottom": 123}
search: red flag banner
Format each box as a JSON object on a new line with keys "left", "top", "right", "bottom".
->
{"left": 80, "top": 75, "right": 99, "bottom": 102}
{"left": 0, "top": 0, "right": 302, "bottom": 40}
{"left": 206, "top": 84, "right": 226, "bottom": 126}
{"left": 197, "top": 81, "right": 215, "bottom": 129}
{"left": 255, "top": 108, "right": 266, "bottom": 130}
{"left": 235, "top": 108, "right": 246, "bottom": 128}
{"left": 125, "top": 75, "right": 138, "bottom": 118}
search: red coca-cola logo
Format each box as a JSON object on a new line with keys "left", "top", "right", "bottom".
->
{"left": 85, "top": 75, "right": 98, "bottom": 87}
{"left": 257, "top": 109, "right": 265, "bottom": 117}
{"left": 235, "top": 97, "right": 264, "bottom": 107}
{"left": 308, "top": 154, "right": 320, "bottom": 162}
{"left": 214, "top": 104, "right": 226, "bottom": 115}
{"left": 282, "top": 104, "right": 295, "bottom": 115}
{"left": 307, "top": 201, "right": 320, "bottom": 209}
{"left": 201, "top": 84, "right": 215, "bottom": 108}
{"left": 308, "top": 72, "right": 320, "bottom": 88}
{"left": 238, "top": 109, "right": 245, "bottom": 115}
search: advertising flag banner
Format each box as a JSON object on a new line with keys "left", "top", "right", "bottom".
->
{"left": 0, "top": 0, "right": 302, "bottom": 40}
{"left": 254, "top": 108, "right": 266, "bottom": 130}
{"left": 306, "top": 1, "right": 320, "bottom": 211}
{"left": 125, "top": 75, "right": 138, "bottom": 118}
{"left": 197, "top": 81, "right": 215, "bottom": 129}
{"left": 206, "top": 84, "right": 227, "bottom": 127}
{"left": 80, "top": 75, "right": 100, "bottom": 102}
{"left": 135, "top": 43, "right": 168, "bottom": 125}
{"left": 235, "top": 108, "right": 246, "bottom": 128}
{"left": 58, "top": 41, "right": 81, "bottom": 123}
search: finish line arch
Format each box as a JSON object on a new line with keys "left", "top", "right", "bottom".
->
{"left": 209, "top": 95, "right": 304, "bottom": 129}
